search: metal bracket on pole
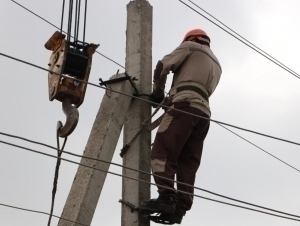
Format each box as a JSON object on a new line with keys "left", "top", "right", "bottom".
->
{"left": 99, "top": 73, "right": 139, "bottom": 95}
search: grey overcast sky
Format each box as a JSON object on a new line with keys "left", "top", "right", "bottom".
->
{"left": 1, "top": 0, "right": 300, "bottom": 225}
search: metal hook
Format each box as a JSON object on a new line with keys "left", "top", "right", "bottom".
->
{"left": 58, "top": 96, "right": 79, "bottom": 138}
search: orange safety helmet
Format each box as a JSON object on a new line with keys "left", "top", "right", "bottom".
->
{"left": 182, "top": 29, "right": 210, "bottom": 43}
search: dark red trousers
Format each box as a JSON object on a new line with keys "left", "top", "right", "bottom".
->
{"left": 151, "top": 101, "right": 210, "bottom": 217}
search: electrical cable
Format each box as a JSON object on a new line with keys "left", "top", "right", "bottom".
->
{"left": 178, "top": 0, "right": 300, "bottom": 79}
{"left": 9, "top": 0, "right": 300, "bottom": 150}
{"left": 1, "top": 51, "right": 300, "bottom": 148}
{"left": 47, "top": 126, "right": 68, "bottom": 226}
{"left": 6, "top": 0, "right": 300, "bottom": 222}
{"left": 187, "top": 0, "right": 300, "bottom": 78}
{"left": 2, "top": 51, "right": 298, "bottom": 219}
{"left": 67, "top": 0, "right": 73, "bottom": 43}
{"left": 1, "top": 140, "right": 300, "bottom": 222}
{"left": 0, "top": 202, "right": 89, "bottom": 226}
{"left": 60, "top": 0, "right": 65, "bottom": 33}
{"left": 83, "top": 0, "right": 87, "bottom": 44}
{"left": 2, "top": 51, "right": 300, "bottom": 218}
{"left": 10, "top": 0, "right": 125, "bottom": 69}
{"left": 8, "top": 0, "right": 300, "bottom": 175}
{"left": 1, "top": 131, "right": 300, "bottom": 219}
{"left": 12, "top": 0, "right": 300, "bottom": 78}
{"left": 73, "top": 0, "right": 79, "bottom": 42}
{"left": 10, "top": 0, "right": 300, "bottom": 142}
{"left": 217, "top": 123, "right": 300, "bottom": 173}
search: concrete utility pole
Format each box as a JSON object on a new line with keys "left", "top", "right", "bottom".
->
{"left": 122, "top": 1, "right": 152, "bottom": 226}
{"left": 58, "top": 73, "right": 134, "bottom": 226}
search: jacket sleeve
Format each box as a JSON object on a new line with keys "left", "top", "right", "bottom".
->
{"left": 153, "top": 43, "right": 190, "bottom": 98}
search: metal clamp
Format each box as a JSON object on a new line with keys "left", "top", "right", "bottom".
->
{"left": 99, "top": 72, "right": 139, "bottom": 95}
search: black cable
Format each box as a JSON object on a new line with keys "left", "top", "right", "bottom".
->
{"left": 1, "top": 51, "right": 300, "bottom": 148}
{"left": 11, "top": 0, "right": 125, "bottom": 68}
{"left": 0, "top": 47, "right": 300, "bottom": 219}
{"left": 0, "top": 203, "right": 89, "bottom": 226}
{"left": 47, "top": 125, "right": 67, "bottom": 226}
{"left": 11, "top": 0, "right": 124, "bottom": 68}
{"left": 67, "top": 0, "right": 74, "bottom": 43}
{"left": 76, "top": 0, "right": 82, "bottom": 42}
{"left": 1, "top": 131, "right": 300, "bottom": 219}
{"left": 7, "top": 0, "right": 300, "bottom": 222}
{"left": 178, "top": 0, "right": 300, "bottom": 80}
{"left": 60, "top": 0, "right": 65, "bottom": 33}
{"left": 11, "top": 0, "right": 60, "bottom": 31}
{"left": 83, "top": 0, "right": 87, "bottom": 44}
{"left": 74, "top": 0, "right": 79, "bottom": 42}
{"left": 187, "top": 0, "right": 300, "bottom": 77}
{"left": 1, "top": 140, "right": 300, "bottom": 222}
{"left": 96, "top": 51, "right": 125, "bottom": 68}
{"left": 217, "top": 123, "right": 300, "bottom": 173}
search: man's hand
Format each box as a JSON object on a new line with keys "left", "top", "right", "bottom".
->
{"left": 149, "top": 92, "right": 165, "bottom": 108}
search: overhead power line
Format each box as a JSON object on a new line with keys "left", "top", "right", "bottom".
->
{"left": 178, "top": 0, "right": 300, "bottom": 80}
{"left": 5, "top": 1, "right": 300, "bottom": 223}
{"left": 1, "top": 140, "right": 300, "bottom": 222}
{"left": 187, "top": 0, "right": 300, "bottom": 78}
{"left": 1, "top": 51, "right": 300, "bottom": 148}
{"left": 6, "top": 0, "right": 300, "bottom": 201}
{"left": 0, "top": 202, "right": 89, "bottom": 226}
{"left": 11, "top": 0, "right": 125, "bottom": 69}
{"left": 1, "top": 131, "right": 300, "bottom": 219}
{"left": 9, "top": 0, "right": 300, "bottom": 146}
{"left": 2, "top": 125, "right": 300, "bottom": 184}
{"left": 218, "top": 124, "right": 300, "bottom": 173}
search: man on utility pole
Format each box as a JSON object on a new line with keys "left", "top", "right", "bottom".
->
{"left": 146, "top": 29, "right": 222, "bottom": 224}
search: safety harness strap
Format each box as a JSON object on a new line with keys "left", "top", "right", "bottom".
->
{"left": 170, "top": 81, "right": 209, "bottom": 102}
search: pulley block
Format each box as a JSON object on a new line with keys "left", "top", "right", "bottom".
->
{"left": 45, "top": 31, "right": 99, "bottom": 137}
{"left": 45, "top": 31, "right": 99, "bottom": 108}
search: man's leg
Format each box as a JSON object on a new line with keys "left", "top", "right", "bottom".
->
{"left": 176, "top": 108, "right": 210, "bottom": 216}
{"left": 151, "top": 102, "right": 195, "bottom": 199}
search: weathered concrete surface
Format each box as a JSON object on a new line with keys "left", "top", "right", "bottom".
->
{"left": 58, "top": 73, "right": 134, "bottom": 226}
{"left": 122, "top": 0, "right": 153, "bottom": 226}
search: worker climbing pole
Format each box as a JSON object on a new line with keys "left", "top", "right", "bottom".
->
{"left": 44, "top": 1, "right": 98, "bottom": 225}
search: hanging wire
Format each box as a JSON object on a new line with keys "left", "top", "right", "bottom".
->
{"left": 1, "top": 51, "right": 300, "bottom": 148}
{"left": 0, "top": 203, "right": 89, "bottom": 226}
{"left": 1, "top": 140, "right": 300, "bottom": 222}
{"left": 1, "top": 130, "right": 300, "bottom": 219}
{"left": 73, "top": 0, "right": 79, "bottom": 42}
{"left": 187, "top": 0, "right": 300, "bottom": 78}
{"left": 178, "top": 0, "right": 300, "bottom": 80}
{"left": 47, "top": 124, "right": 68, "bottom": 226}
{"left": 11, "top": 0, "right": 60, "bottom": 32}
{"left": 11, "top": 0, "right": 125, "bottom": 68}
{"left": 60, "top": 0, "right": 66, "bottom": 33}
{"left": 218, "top": 123, "right": 300, "bottom": 173}
{"left": 76, "top": 0, "right": 82, "bottom": 42}
{"left": 5, "top": 1, "right": 300, "bottom": 223}
{"left": 10, "top": 0, "right": 299, "bottom": 78}
{"left": 83, "top": 0, "right": 87, "bottom": 44}
{"left": 67, "top": 0, "right": 74, "bottom": 43}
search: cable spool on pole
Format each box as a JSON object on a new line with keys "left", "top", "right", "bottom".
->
{"left": 44, "top": 0, "right": 99, "bottom": 138}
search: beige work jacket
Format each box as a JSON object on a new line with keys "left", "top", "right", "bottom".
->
{"left": 153, "top": 41, "right": 222, "bottom": 116}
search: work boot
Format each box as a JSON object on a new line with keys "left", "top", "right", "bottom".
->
{"left": 148, "top": 213, "right": 183, "bottom": 225}
{"left": 144, "top": 197, "right": 176, "bottom": 214}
